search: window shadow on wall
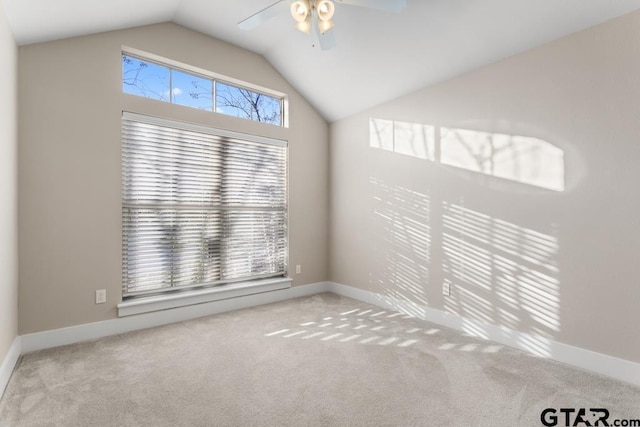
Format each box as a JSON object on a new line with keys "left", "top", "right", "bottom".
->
{"left": 370, "top": 118, "right": 565, "bottom": 192}
{"left": 367, "top": 118, "right": 563, "bottom": 356}
{"left": 368, "top": 177, "right": 431, "bottom": 308}
{"left": 441, "top": 201, "right": 559, "bottom": 356}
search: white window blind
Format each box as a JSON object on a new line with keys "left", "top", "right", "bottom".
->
{"left": 122, "top": 113, "right": 288, "bottom": 297}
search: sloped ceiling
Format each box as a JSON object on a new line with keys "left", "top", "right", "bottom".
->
{"left": 5, "top": 0, "right": 640, "bottom": 121}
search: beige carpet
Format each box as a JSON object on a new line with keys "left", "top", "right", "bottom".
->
{"left": 1, "top": 293, "right": 639, "bottom": 426}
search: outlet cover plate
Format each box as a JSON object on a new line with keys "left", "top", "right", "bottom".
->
{"left": 96, "top": 289, "right": 107, "bottom": 304}
{"left": 442, "top": 282, "right": 451, "bottom": 297}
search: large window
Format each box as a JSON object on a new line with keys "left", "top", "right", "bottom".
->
{"left": 122, "top": 54, "right": 283, "bottom": 126}
{"left": 122, "top": 113, "right": 288, "bottom": 297}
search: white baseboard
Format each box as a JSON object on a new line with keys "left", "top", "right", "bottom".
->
{"left": 326, "top": 281, "right": 640, "bottom": 388}
{"left": 21, "top": 281, "right": 331, "bottom": 354}
{"left": 0, "top": 337, "right": 21, "bottom": 399}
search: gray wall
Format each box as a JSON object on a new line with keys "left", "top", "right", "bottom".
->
{"left": 0, "top": 0, "right": 18, "bottom": 361}
{"left": 18, "top": 23, "right": 329, "bottom": 334}
{"left": 330, "top": 11, "right": 640, "bottom": 363}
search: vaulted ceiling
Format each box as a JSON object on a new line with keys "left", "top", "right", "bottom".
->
{"left": 5, "top": 0, "right": 640, "bottom": 121}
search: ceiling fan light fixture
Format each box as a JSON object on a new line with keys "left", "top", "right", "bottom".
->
{"left": 317, "top": 0, "right": 335, "bottom": 22}
{"left": 240, "top": 0, "right": 408, "bottom": 50}
{"left": 290, "top": 0, "right": 311, "bottom": 22}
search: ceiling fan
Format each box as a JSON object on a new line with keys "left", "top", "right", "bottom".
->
{"left": 238, "top": 0, "right": 407, "bottom": 50}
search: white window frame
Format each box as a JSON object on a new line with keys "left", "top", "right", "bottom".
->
{"left": 122, "top": 46, "right": 289, "bottom": 128}
{"left": 118, "top": 112, "right": 290, "bottom": 317}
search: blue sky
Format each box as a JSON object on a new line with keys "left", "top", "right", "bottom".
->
{"left": 122, "top": 55, "right": 281, "bottom": 125}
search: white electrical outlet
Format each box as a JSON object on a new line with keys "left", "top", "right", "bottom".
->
{"left": 95, "top": 289, "right": 107, "bottom": 304}
{"left": 295, "top": 264, "right": 301, "bottom": 275}
{"left": 442, "top": 282, "right": 451, "bottom": 297}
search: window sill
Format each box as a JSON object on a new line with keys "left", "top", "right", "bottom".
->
{"left": 117, "top": 277, "right": 292, "bottom": 317}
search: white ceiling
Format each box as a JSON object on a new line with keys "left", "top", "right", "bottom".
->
{"left": 5, "top": 0, "right": 640, "bottom": 121}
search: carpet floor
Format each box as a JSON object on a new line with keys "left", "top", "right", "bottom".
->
{"left": 1, "top": 293, "right": 639, "bottom": 426}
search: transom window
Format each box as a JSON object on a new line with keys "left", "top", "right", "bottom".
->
{"left": 122, "top": 54, "right": 283, "bottom": 126}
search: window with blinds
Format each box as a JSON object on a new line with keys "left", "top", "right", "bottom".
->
{"left": 122, "top": 113, "right": 288, "bottom": 298}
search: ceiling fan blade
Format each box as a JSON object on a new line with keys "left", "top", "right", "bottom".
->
{"left": 317, "top": 29, "right": 337, "bottom": 50}
{"left": 334, "top": 0, "right": 406, "bottom": 13}
{"left": 312, "top": 16, "right": 337, "bottom": 50}
{"left": 238, "top": 0, "right": 292, "bottom": 30}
